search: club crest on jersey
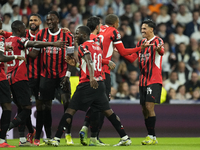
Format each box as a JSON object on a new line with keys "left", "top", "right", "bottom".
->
{"left": 139, "top": 53, "right": 150, "bottom": 61}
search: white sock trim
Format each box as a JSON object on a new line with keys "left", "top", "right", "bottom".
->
{"left": 121, "top": 135, "right": 129, "bottom": 140}
{"left": 0, "top": 139, "right": 5, "bottom": 144}
{"left": 148, "top": 135, "right": 154, "bottom": 140}
{"left": 20, "top": 137, "right": 26, "bottom": 143}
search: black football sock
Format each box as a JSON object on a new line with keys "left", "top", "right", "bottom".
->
{"left": 66, "top": 117, "right": 72, "bottom": 134}
{"left": 18, "top": 121, "right": 26, "bottom": 137}
{"left": 44, "top": 110, "right": 52, "bottom": 139}
{"left": 17, "top": 108, "right": 25, "bottom": 137}
{"left": 90, "top": 111, "right": 100, "bottom": 138}
{"left": 35, "top": 110, "right": 44, "bottom": 140}
{"left": 55, "top": 113, "right": 72, "bottom": 138}
{"left": 0, "top": 110, "right": 11, "bottom": 139}
{"left": 9, "top": 109, "right": 31, "bottom": 130}
{"left": 83, "top": 108, "right": 92, "bottom": 127}
{"left": 146, "top": 116, "right": 156, "bottom": 136}
{"left": 97, "top": 112, "right": 105, "bottom": 139}
{"left": 26, "top": 116, "right": 34, "bottom": 133}
{"left": 107, "top": 113, "right": 126, "bottom": 138}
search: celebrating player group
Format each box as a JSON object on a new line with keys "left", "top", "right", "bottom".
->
{"left": 0, "top": 11, "right": 164, "bottom": 148}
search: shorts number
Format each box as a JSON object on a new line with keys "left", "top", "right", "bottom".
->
{"left": 93, "top": 53, "right": 102, "bottom": 71}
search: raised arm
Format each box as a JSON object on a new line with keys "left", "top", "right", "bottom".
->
{"left": 123, "top": 53, "right": 138, "bottom": 63}
{"left": 26, "top": 40, "right": 66, "bottom": 48}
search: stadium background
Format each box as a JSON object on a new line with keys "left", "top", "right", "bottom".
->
{"left": 1, "top": 0, "right": 200, "bottom": 139}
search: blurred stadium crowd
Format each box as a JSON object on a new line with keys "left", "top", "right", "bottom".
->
{"left": 1, "top": 0, "right": 200, "bottom": 103}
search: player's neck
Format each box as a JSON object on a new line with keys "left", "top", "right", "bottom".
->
{"left": 30, "top": 29, "right": 39, "bottom": 35}
{"left": 92, "top": 30, "right": 97, "bottom": 35}
{"left": 49, "top": 27, "right": 59, "bottom": 33}
{"left": 146, "top": 34, "right": 155, "bottom": 41}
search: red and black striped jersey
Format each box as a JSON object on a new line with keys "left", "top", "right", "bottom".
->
{"left": 5, "top": 36, "right": 29, "bottom": 85}
{"left": 78, "top": 40, "right": 103, "bottom": 84}
{"left": 90, "top": 33, "right": 105, "bottom": 79}
{"left": 35, "top": 28, "right": 74, "bottom": 79}
{"left": 25, "top": 29, "right": 40, "bottom": 79}
{"left": 124, "top": 36, "right": 164, "bottom": 86}
{"left": 0, "top": 35, "right": 7, "bottom": 82}
{"left": 98, "top": 25, "right": 122, "bottom": 74}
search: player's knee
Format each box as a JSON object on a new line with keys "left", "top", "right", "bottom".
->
{"left": 1, "top": 103, "right": 11, "bottom": 111}
{"left": 145, "top": 104, "right": 154, "bottom": 112}
{"left": 44, "top": 101, "right": 52, "bottom": 110}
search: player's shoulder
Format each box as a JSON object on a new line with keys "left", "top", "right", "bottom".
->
{"left": 37, "top": 28, "right": 48, "bottom": 34}
{"left": 61, "top": 29, "right": 73, "bottom": 37}
{"left": 137, "top": 38, "right": 146, "bottom": 47}
{"left": 154, "top": 36, "right": 164, "bottom": 45}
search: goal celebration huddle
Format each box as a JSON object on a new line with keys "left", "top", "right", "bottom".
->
{"left": 0, "top": 10, "right": 164, "bottom": 148}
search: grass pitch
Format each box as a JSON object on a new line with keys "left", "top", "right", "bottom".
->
{"left": 5, "top": 137, "right": 200, "bottom": 150}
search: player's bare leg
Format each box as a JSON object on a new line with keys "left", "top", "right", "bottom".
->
{"left": 141, "top": 102, "right": 158, "bottom": 145}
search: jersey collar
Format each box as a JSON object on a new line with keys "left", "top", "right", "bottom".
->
{"left": 29, "top": 30, "right": 35, "bottom": 38}
{"left": 86, "top": 40, "right": 94, "bottom": 42}
{"left": 48, "top": 28, "right": 61, "bottom": 36}
{"left": 146, "top": 36, "right": 156, "bottom": 42}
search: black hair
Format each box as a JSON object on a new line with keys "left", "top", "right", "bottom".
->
{"left": 176, "top": 23, "right": 184, "bottom": 29}
{"left": 29, "top": 13, "right": 42, "bottom": 20}
{"left": 86, "top": 16, "right": 100, "bottom": 32}
{"left": 105, "top": 14, "right": 118, "bottom": 25}
{"left": 142, "top": 19, "right": 156, "bottom": 31}
{"left": 120, "top": 15, "right": 130, "bottom": 22}
{"left": 20, "top": 0, "right": 31, "bottom": 9}
{"left": 4, "top": 13, "right": 11, "bottom": 18}
{"left": 68, "top": 22, "right": 75, "bottom": 27}
{"left": 12, "top": 4, "right": 19, "bottom": 9}
{"left": 48, "top": 11, "right": 60, "bottom": 20}
{"left": 11, "top": 20, "right": 24, "bottom": 32}
{"left": 78, "top": 26, "right": 91, "bottom": 37}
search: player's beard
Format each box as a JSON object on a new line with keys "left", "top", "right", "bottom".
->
{"left": 30, "top": 25, "right": 39, "bottom": 31}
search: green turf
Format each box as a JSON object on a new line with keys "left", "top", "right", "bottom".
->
{"left": 4, "top": 137, "right": 200, "bottom": 150}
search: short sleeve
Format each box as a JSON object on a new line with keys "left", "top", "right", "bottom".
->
{"left": 66, "top": 32, "right": 74, "bottom": 54}
{"left": 111, "top": 29, "right": 122, "bottom": 44}
{"left": 78, "top": 45, "right": 90, "bottom": 58}
{"left": 17, "top": 37, "right": 29, "bottom": 50}
{"left": 0, "top": 36, "right": 5, "bottom": 52}
{"left": 34, "top": 31, "right": 42, "bottom": 51}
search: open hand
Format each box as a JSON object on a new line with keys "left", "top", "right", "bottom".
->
{"left": 62, "top": 28, "right": 70, "bottom": 33}
{"left": 60, "top": 76, "right": 71, "bottom": 92}
{"left": 90, "top": 78, "right": 98, "bottom": 89}
{"left": 65, "top": 55, "right": 76, "bottom": 66}
{"left": 108, "top": 60, "right": 116, "bottom": 70}
{"left": 16, "top": 56, "right": 27, "bottom": 64}
{"left": 155, "top": 44, "right": 164, "bottom": 52}
{"left": 5, "top": 45, "right": 13, "bottom": 51}
{"left": 141, "top": 41, "right": 154, "bottom": 49}
{"left": 54, "top": 38, "right": 67, "bottom": 48}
